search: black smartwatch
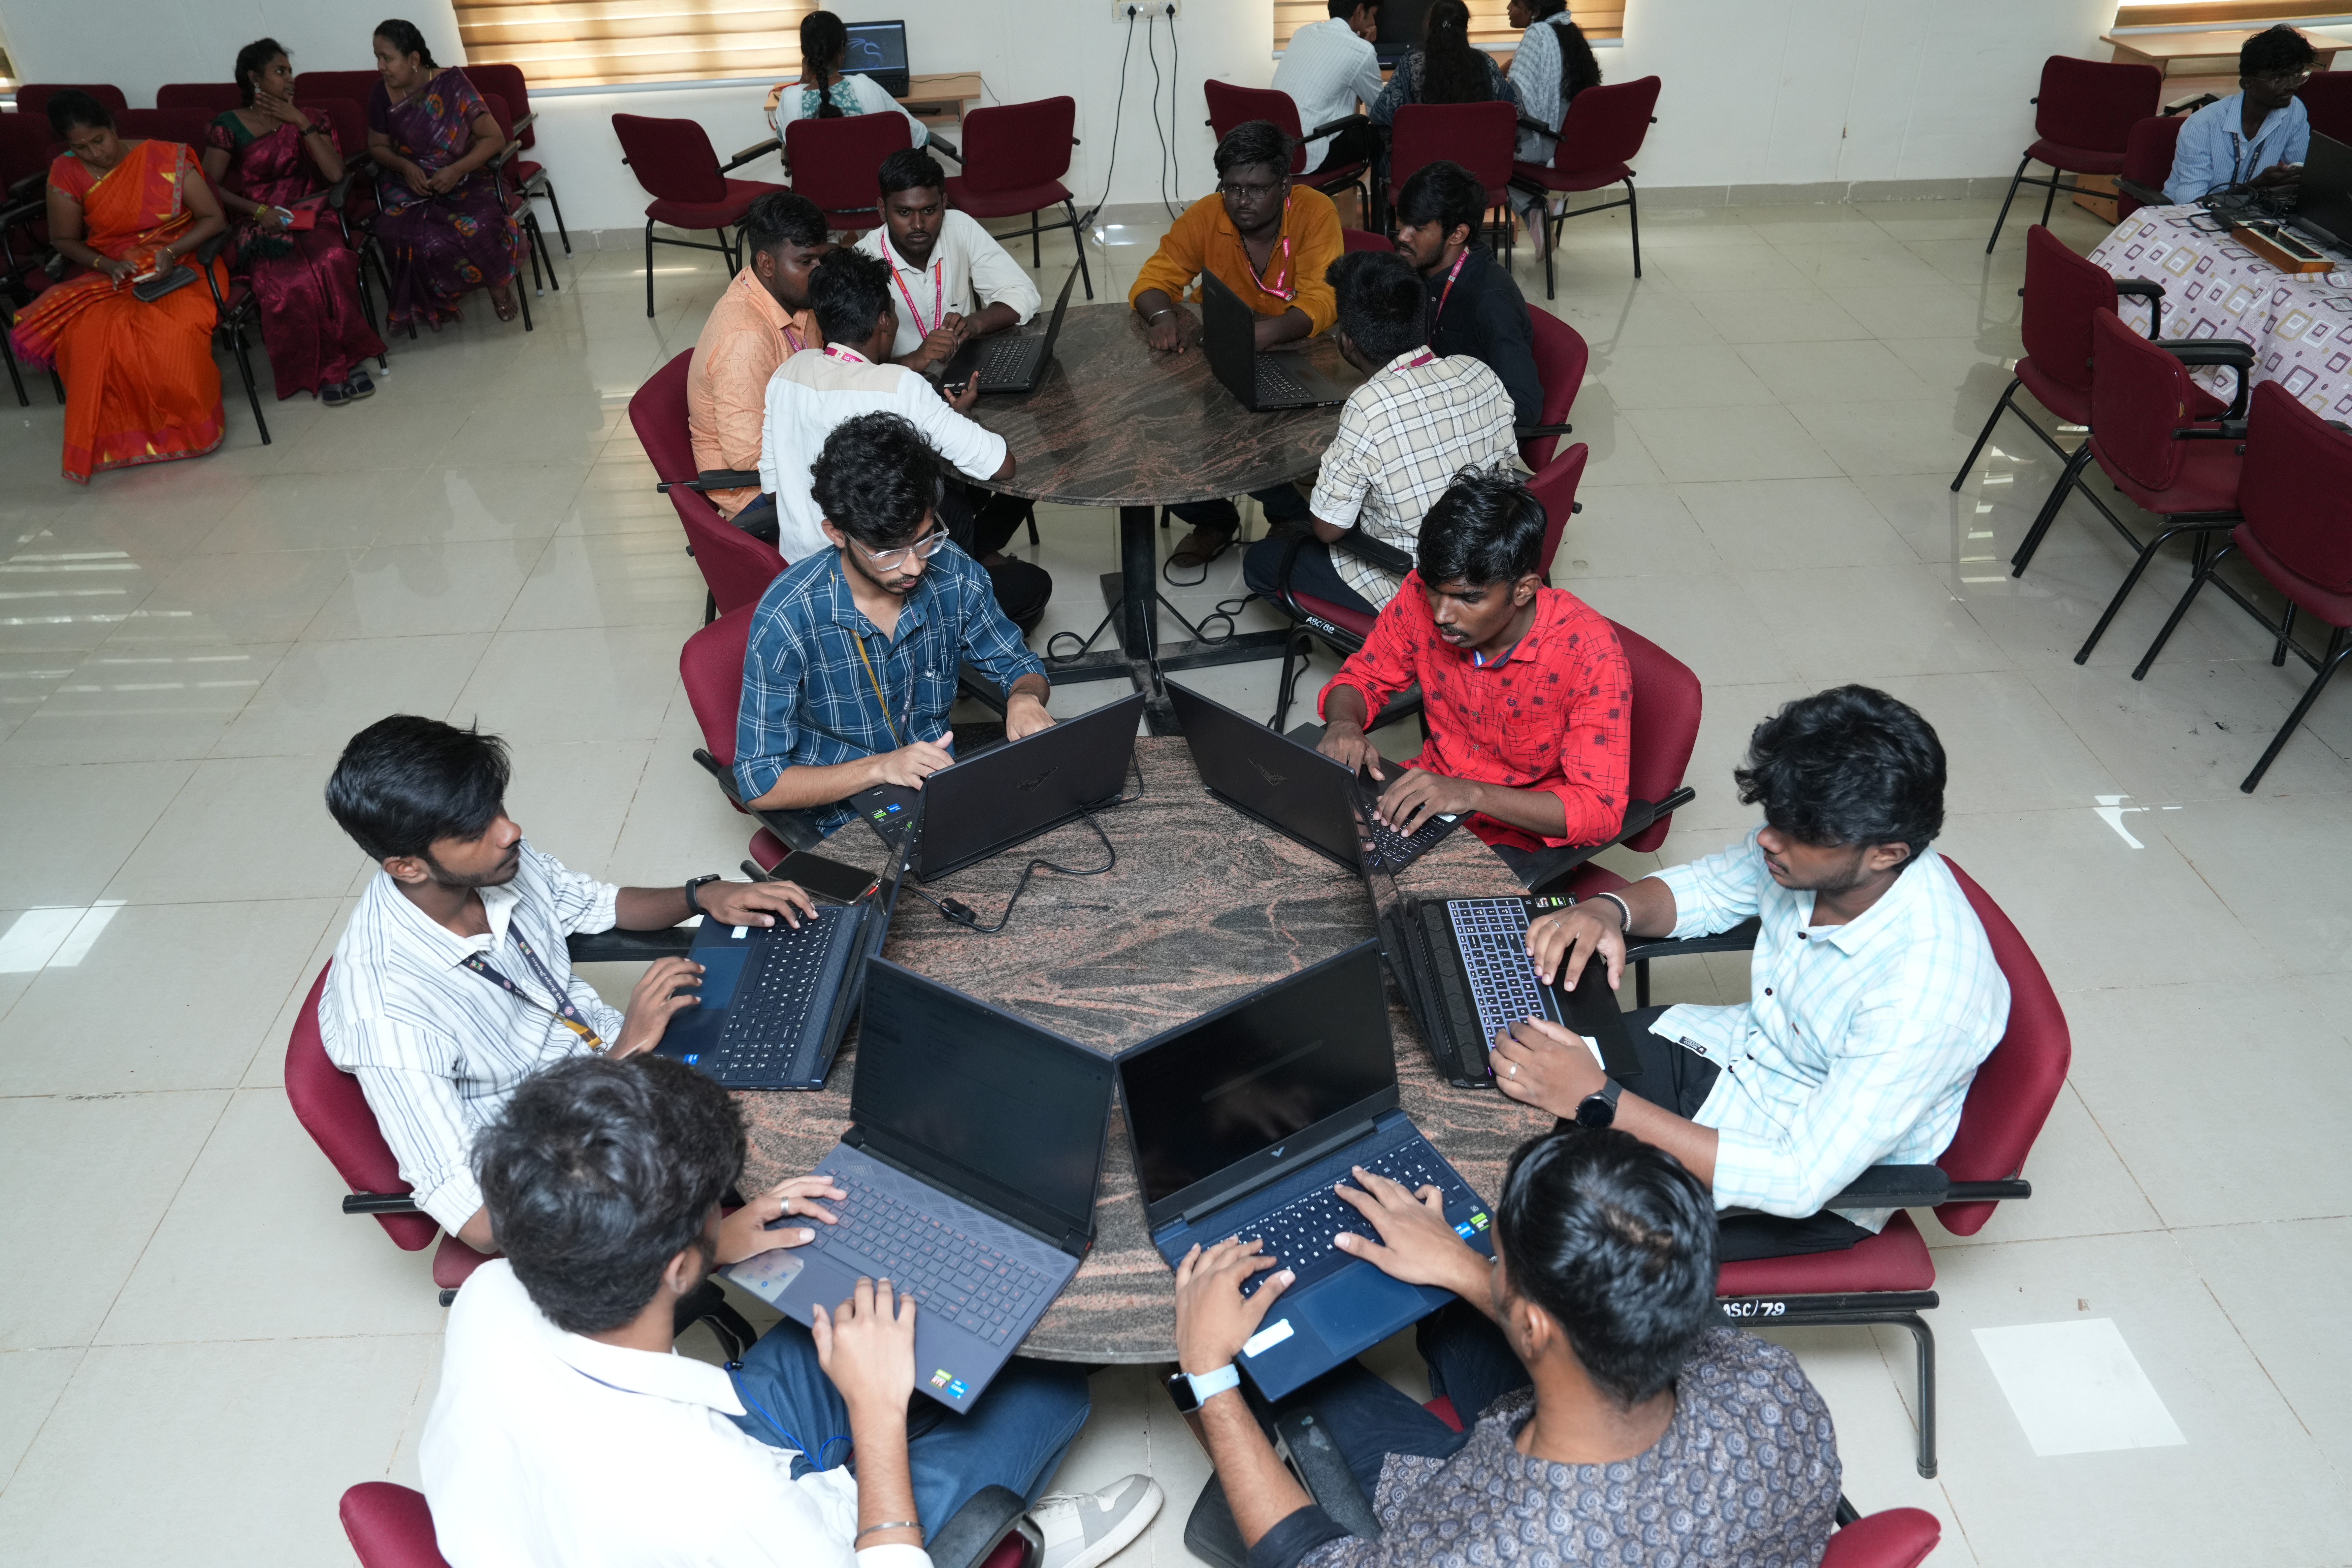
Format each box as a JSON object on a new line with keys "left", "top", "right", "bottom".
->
{"left": 684, "top": 873, "right": 721, "bottom": 917}
{"left": 1574, "top": 1079, "right": 1623, "bottom": 1129}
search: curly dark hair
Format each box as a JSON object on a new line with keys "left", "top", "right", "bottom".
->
{"left": 2241, "top": 23, "right": 2317, "bottom": 77}
{"left": 1733, "top": 686, "right": 1946, "bottom": 866}
{"left": 807, "top": 245, "right": 895, "bottom": 347}
{"left": 1417, "top": 467, "right": 1548, "bottom": 588}
{"left": 1416, "top": 0, "right": 1496, "bottom": 107}
{"left": 810, "top": 412, "right": 946, "bottom": 550}
{"left": 1327, "top": 246, "right": 1428, "bottom": 363}
{"left": 1213, "top": 118, "right": 1293, "bottom": 179}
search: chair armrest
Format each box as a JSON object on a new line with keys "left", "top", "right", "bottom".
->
{"left": 693, "top": 747, "right": 829, "bottom": 855}
{"left": 1307, "top": 112, "right": 1370, "bottom": 140}
{"left": 508, "top": 111, "right": 538, "bottom": 141}
{"left": 566, "top": 927, "right": 697, "bottom": 964}
{"left": 1623, "top": 914, "right": 1762, "bottom": 966}
{"left": 2159, "top": 336, "right": 2254, "bottom": 417}
{"left": 658, "top": 469, "right": 765, "bottom": 493}
{"left": 1514, "top": 421, "right": 1573, "bottom": 441}
{"left": 1331, "top": 528, "right": 1415, "bottom": 577}
{"left": 342, "top": 1192, "right": 422, "bottom": 1216}
{"left": 926, "top": 134, "right": 962, "bottom": 163}
{"left": 2113, "top": 276, "right": 2164, "bottom": 337}
{"left": 1809, "top": 1165, "right": 2034, "bottom": 1211}
{"left": 1515, "top": 114, "right": 1557, "bottom": 137}
{"left": 2164, "top": 92, "right": 2219, "bottom": 116}
{"left": 1275, "top": 1410, "right": 1384, "bottom": 1542}
{"left": 2117, "top": 177, "right": 2168, "bottom": 208}
{"left": 2173, "top": 420, "right": 2249, "bottom": 441}
{"left": 722, "top": 138, "right": 781, "bottom": 172}
{"left": 1522, "top": 786, "right": 1697, "bottom": 899}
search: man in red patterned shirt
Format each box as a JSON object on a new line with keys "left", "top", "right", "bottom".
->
{"left": 1315, "top": 468, "right": 1631, "bottom": 886}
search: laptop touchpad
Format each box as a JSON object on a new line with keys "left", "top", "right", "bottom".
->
{"left": 1297, "top": 1266, "right": 1427, "bottom": 1351}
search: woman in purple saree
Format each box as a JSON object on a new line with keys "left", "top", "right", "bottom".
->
{"left": 202, "top": 38, "right": 387, "bottom": 405}
{"left": 365, "top": 19, "right": 522, "bottom": 331}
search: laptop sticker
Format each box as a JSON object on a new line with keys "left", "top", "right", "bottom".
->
{"left": 930, "top": 1369, "right": 953, "bottom": 1389}
{"left": 1242, "top": 1319, "right": 1295, "bottom": 1358}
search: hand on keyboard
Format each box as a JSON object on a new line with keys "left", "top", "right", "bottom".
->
{"left": 614, "top": 956, "right": 704, "bottom": 1058}
{"left": 1488, "top": 1014, "right": 1606, "bottom": 1121}
{"left": 1332, "top": 1165, "right": 1488, "bottom": 1297}
{"left": 1370, "top": 767, "right": 1478, "bottom": 838}
{"left": 1173, "top": 1236, "right": 1293, "bottom": 1376}
{"left": 719, "top": 1171, "right": 847, "bottom": 1264}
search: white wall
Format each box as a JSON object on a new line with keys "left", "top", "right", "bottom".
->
{"left": 0, "top": 0, "right": 462, "bottom": 100}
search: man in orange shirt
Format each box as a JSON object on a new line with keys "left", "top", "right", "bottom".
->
{"left": 1130, "top": 120, "right": 1343, "bottom": 572}
{"left": 688, "top": 191, "right": 833, "bottom": 543}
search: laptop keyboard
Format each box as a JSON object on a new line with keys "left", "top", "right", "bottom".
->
{"left": 1254, "top": 359, "right": 1313, "bottom": 404}
{"left": 814, "top": 1176, "right": 1058, "bottom": 1345}
{"left": 701, "top": 908, "right": 850, "bottom": 1084}
{"left": 1231, "top": 1143, "right": 1462, "bottom": 1298}
{"left": 979, "top": 337, "right": 1040, "bottom": 383}
{"left": 1445, "top": 898, "right": 1549, "bottom": 1053}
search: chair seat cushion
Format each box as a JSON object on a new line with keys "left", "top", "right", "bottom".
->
{"left": 510, "top": 158, "right": 545, "bottom": 183}
{"left": 1512, "top": 159, "right": 1634, "bottom": 193}
{"left": 2236, "top": 520, "right": 2352, "bottom": 627}
{"left": 1292, "top": 591, "right": 1377, "bottom": 640}
{"left": 2091, "top": 430, "right": 2243, "bottom": 515}
{"left": 433, "top": 1231, "right": 496, "bottom": 1291}
{"left": 2013, "top": 355, "right": 2092, "bottom": 428}
{"left": 2025, "top": 137, "right": 2128, "bottom": 176}
{"left": 944, "top": 174, "right": 1073, "bottom": 218}
{"left": 1309, "top": 159, "right": 1370, "bottom": 189}
{"left": 646, "top": 177, "right": 787, "bottom": 230}
{"left": 1716, "top": 1210, "right": 1936, "bottom": 1296}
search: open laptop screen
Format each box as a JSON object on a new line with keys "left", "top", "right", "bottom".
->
{"left": 2296, "top": 131, "right": 2352, "bottom": 251}
{"left": 843, "top": 21, "right": 908, "bottom": 77}
{"left": 1121, "top": 942, "right": 1394, "bottom": 1208}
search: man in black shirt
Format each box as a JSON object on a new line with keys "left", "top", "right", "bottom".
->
{"left": 1392, "top": 159, "right": 1543, "bottom": 429}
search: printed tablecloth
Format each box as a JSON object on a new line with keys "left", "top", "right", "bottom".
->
{"left": 2091, "top": 205, "right": 2352, "bottom": 419}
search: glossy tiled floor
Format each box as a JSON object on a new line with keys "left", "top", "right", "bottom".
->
{"left": 3, "top": 191, "right": 2350, "bottom": 1566}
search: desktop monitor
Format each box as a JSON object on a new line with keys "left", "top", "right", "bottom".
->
{"left": 1374, "top": 0, "right": 1436, "bottom": 66}
{"left": 842, "top": 20, "right": 911, "bottom": 98}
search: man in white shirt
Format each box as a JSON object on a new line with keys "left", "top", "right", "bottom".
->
{"left": 855, "top": 147, "right": 1042, "bottom": 373}
{"left": 423, "top": 1052, "right": 1161, "bottom": 1568}
{"left": 760, "top": 246, "right": 1050, "bottom": 632}
{"left": 1273, "top": 1, "right": 1385, "bottom": 174}
{"left": 321, "top": 715, "right": 819, "bottom": 1255}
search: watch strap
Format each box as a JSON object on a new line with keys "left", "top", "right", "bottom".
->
{"left": 684, "top": 874, "right": 719, "bottom": 917}
{"left": 1178, "top": 1364, "right": 1239, "bottom": 1408}
{"left": 1600, "top": 1077, "right": 1623, "bottom": 1106}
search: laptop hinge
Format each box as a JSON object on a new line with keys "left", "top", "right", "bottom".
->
{"left": 840, "top": 1126, "right": 1086, "bottom": 1256}
{"left": 1178, "top": 1116, "right": 1377, "bottom": 1228}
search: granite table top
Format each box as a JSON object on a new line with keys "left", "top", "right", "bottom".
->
{"left": 734, "top": 736, "right": 1559, "bottom": 1364}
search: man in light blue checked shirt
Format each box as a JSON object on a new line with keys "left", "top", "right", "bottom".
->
{"left": 1500, "top": 686, "right": 2009, "bottom": 1261}
{"left": 736, "top": 413, "right": 1051, "bottom": 838}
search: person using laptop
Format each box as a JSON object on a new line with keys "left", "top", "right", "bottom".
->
{"left": 857, "top": 147, "right": 1042, "bottom": 375}
{"left": 1130, "top": 119, "right": 1344, "bottom": 573}
{"left": 1241, "top": 249, "right": 1516, "bottom": 615}
{"left": 1508, "top": 686, "right": 2011, "bottom": 1261}
{"left": 1391, "top": 160, "right": 1542, "bottom": 429}
{"left": 320, "top": 715, "right": 819, "bottom": 1256}
{"left": 1310, "top": 470, "right": 1627, "bottom": 886}
{"left": 761, "top": 247, "right": 1051, "bottom": 632}
{"left": 739, "top": 412, "right": 1055, "bottom": 839}
{"left": 426, "top": 1050, "right": 1163, "bottom": 1568}
{"left": 1272, "top": 1, "right": 1385, "bottom": 180}
{"left": 2165, "top": 24, "right": 2316, "bottom": 203}
{"left": 1166, "top": 1128, "right": 1840, "bottom": 1568}
{"left": 689, "top": 190, "right": 833, "bottom": 541}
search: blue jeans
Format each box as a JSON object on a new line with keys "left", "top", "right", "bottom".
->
{"left": 1169, "top": 483, "right": 1312, "bottom": 539}
{"left": 1241, "top": 533, "right": 1378, "bottom": 617}
{"left": 728, "top": 1318, "right": 1093, "bottom": 1543}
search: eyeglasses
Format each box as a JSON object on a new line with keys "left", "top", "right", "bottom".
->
{"left": 2248, "top": 67, "right": 2313, "bottom": 88}
{"left": 853, "top": 528, "right": 950, "bottom": 571}
{"left": 1218, "top": 179, "right": 1286, "bottom": 200}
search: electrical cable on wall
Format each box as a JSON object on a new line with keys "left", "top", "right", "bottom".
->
{"left": 1146, "top": 14, "right": 1178, "bottom": 218}
{"left": 1077, "top": 9, "right": 1141, "bottom": 231}
{"left": 1166, "top": 3, "right": 1181, "bottom": 207}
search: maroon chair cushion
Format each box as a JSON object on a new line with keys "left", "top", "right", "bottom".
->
{"left": 2236, "top": 523, "right": 2352, "bottom": 628}
{"left": 1340, "top": 227, "right": 1390, "bottom": 253}
{"left": 1522, "top": 307, "right": 1589, "bottom": 470}
{"left": 468, "top": 62, "right": 537, "bottom": 150}
{"left": 681, "top": 604, "right": 759, "bottom": 763}
{"left": 1605, "top": 611, "right": 1702, "bottom": 856}
{"left": 751, "top": 826, "right": 790, "bottom": 868}
{"left": 1424, "top": 1395, "right": 1465, "bottom": 1432}
{"left": 283, "top": 964, "right": 440, "bottom": 1252}
{"left": 785, "top": 112, "right": 912, "bottom": 218}
{"left": 1527, "top": 441, "right": 1587, "bottom": 581}
{"left": 2088, "top": 431, "right": 2242, "bottom": 516}
{"left": 2023, "top": 137, "right": 2127, "bottom": 176}
{"left": 957, "top": 96, "right": 1079, "bottom": 198}
{"left": 629, "top": 351, "right": 789, "bottom": 613}
{"left": 340, "top": 1482, "right": 453, "bottom": 1568}
{"left": 1206, "top": 80, "right": 1311, "bottom": 172}
{"left": 1391, "top": 101, "right": 1517, "bottom": 197}
{"left": 156, "top": 83, "right": 245, "bottom": 113}
{"left": 1511, "top": 158, "right": 1633, "bottom": 194}
{"left": 2032, "top": 55, "right": 2160, "bottom": 156}
{"left": 2021, "top": 223, "right": 2123, "bottom": 403}
{"left": 630, "top": 350, "right": 698, "bottom": 482}
{"left": 2235, "top": 378, "right": 2352, "bottom": 624}
{"left": 2086, "top": 308, "right": 2242, "bottom": 506}
{"left": 295, "top": 71, "right": 386, "bottom": 108}
{"left": 2118, "top": 115, "right": 2186, "bottom": 220}
{"left": 944, "top": 174, "right": 1073, "bottom": 219}
{"left": 1716, "top": 1211, "right": 1936, "bottom": 1297}
{"left": 613, "top": 112, "right": 731, "bottom": 204}
{"left": 432, "top": 1232, "right": 494, "bottom": 1291}
{"left": 17, "top": 83, "right": 131, "bottom": 117}
{"left": 1293, "top": 592, "right": 1379, "bottom": 640}
{"left": 2011, "top": 356, "right": 2093, "bottom": 427}
{"left": 1525, "top": 75, "right": 1661, "bottom": 178}
{"left": 1821, "top": 1508, "right": 1942, "bottom": 1568}
{"left": 2301, "top": 70, "right": 2352, "bottom": 147}
{"left": 646, "top": 176, "right": 784, "bottom": 232}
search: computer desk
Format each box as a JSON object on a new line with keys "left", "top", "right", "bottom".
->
{"left": 731, "top": 734, "right": 1560, "bottom": 1365}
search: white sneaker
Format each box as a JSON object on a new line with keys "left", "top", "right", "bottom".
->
{"left": 1027, "top": 1474, "right": 1163, "bottom": 1568}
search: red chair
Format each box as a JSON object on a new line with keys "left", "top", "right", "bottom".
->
{"left": 156, "top": 82, "right": 245, "bottom": 113}
{"left": 16, "top": 83, "right": 130, "bottom": 118}
{"left": 782, "top": 111, "right": 913, "bottom": 231}
{"left": 2113, "top": 113, "right": 2188, "bottom": 220}
{"left": 293, "top": 70, "right": 390, "bottom": 106}
{"left": 1388, "top": 102, "right": 1516, "bottom": 257}
{"left": 341, "top": 1483, "right": 451, "bottom": 1568}
{"left": 1508, "top": 75, "right": 1661, "bottom": 297}
{"left": 1821, "top": 1508, "right": 1941, "bottom": 1568}
{"left": 293, "top": 96, "right": 396, "bottom": 349}
{"left": 1339, "top": 226, "right": 1389, "bottom": 253}
{"left": 629, "top": 350, "right": 789, "bottom": 622}
{"left": 1985, "top": 55, "right": 2161, "bottom": 253}
{"left": 611, "top": 112, "right": 789, "bottom": 317}
{"left": 2298, "top": 68, "right": 2352, "bottom": 147}
{"left": 466, "top": 61, "right": 569, "bottom": 255}
{"left": 946, "top": 96, "right": 1092, "bottom": 299}
{"left": 1520, "top": 306, "right": 1587, "bottom": 471}
{"left": 480, "top": 90, "right": 553, "bottom": 327}
{"left": 284, "top": 965, "right": 493, "bottom": 1309}
{"left": 2133, "top": 379, "right": 2352, "bottom": 791}
{"left": 1203, "top": 79, "right": 1372, "bottom": 212}
{"left": 680, "top": 604, "right": 831, "bottom": 870}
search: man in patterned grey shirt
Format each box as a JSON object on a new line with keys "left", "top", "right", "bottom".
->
{"left": 1170, "top": 1129, "right": 1840, "bottom": 1568}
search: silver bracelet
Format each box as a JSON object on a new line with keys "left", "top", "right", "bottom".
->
{"left": 1590, "top": 890, "right": 1634, "bottom": 932}
{"left": 1145, "top": 308, "right": 1175, "bottom": 322}
{"left": 856, "top": 1521, "right": 921, "bottom": 1541}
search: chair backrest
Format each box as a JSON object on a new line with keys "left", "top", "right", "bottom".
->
{"left": 1524, "top": 439, "right": 1586, "bottom": 581}
{"left": 630, "top": 349, "right": 700, "bottom": 482}
{"left": 1819, "top": 1507, "right": 1941, "bottom": 1568}
{"left": 116, "top": 107, "right": 215, "bottom": 152}
{"left": 294, "top": 70, "right": 388, "bottom": 109}
{"left": 2033, "top": 54, "right": 2160, "bottom": 155}
{"left": 1547, "top": 75, "right": 1662, "bottom": 174}
{"left": 2238, "top": 378, "right": 2352, "bottom": 599}
{"left": 299, "top": 97, "right": 370, "bottom": 161}
{"left": 630, "top": 351, "right": 789, "bottom": 614}
{"left": 1340, "top": 226, "right": 1390, "bottom": 253}
{"left": 157, "top": 82, "right": 245, "bottom": 113}
{"left": 479, "top": 91, "right": 521, "bottom": 201}
{"left": 785, "top": 111, "right": 912, "bottom": 219}
{"left": 1521, "top": 305, "right": 1589, "bottom": 470}
{"left": 1604, "top": 611, "right": 1702, "bottom": 854}
{"left": 467, "top": 61, "right": 537, "bottom": 149}
{"left": 2117, "top": 114, "right": 2185, "bottom": 219}
{"left": 960, "top": 95, "right": 1077, "bottom": 193}
{"left": 1931, "top": 859, "right": 2072, "bottom": 1236}
{"left": 0, "top": 114, "right": 50, "bottom": 193}
{"left": 680, "top": 603, "right": 759, "bottom": 764}
{"left": 1204, "top": 80, "right": 1309, "bottom": 172}
{"left": 282, "top": 963, "right": 440, "bottom": 1252}
{"left": 17, "top": 83, "right": 131, "bottom": 117}
{"left": 1391, "top": 101, "right": 1516, "bottom": 195}
{"left": 340, "top": 1483, "right": 454, "bottom": 1568}
{"left": 612, "top": 112, "right": 726, "bottom": 204}
{"left": 2019, "top": 222, "right": 2119, "bottom": 399}
{"left": 2087, "top": 306, "right": 2201, "bottom": 496}
{"left": 2300, "top": 69, "right": 2352, "bottom": 147}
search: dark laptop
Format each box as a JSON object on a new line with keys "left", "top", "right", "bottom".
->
{"left": 1365, "top": 849, "right": 1638, "bottom": 1091}
{"left": 1200, "top": 271, "right": 1354, "bottom": 411}
{"left": 2289, "top": 131, "right": 2352, "bottom": 252}
{"left": 657, "top": 799, "right": 919, "bottom": 1090}
{"left": 724, "top": 958, "right": 1115, "bottom": 1411}
{"left": 1166, "top": 681, "right": 1457, "bottom": 872}
{"left": 942, "top": 264, "right": 1081, "bottom": 395}
{"left": 841, "top": 19, "right": 911, "bottom": 98}
{"left": 1119, "top": 939, "right": 1495, "bottom": 1401}
{"left": 850, "top": 690, "right": 1145, "bottom": 879}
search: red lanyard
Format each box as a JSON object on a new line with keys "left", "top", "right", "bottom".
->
{"left": 1430, "top": 249, "right": 1468, "bottom": 326}
{"left": 1243, "top": 195, "right": 1298, "bottom": 302}
{"left": 783, "top": 322, "right": 806, "bottom": 352}
{"left": 882, "top": 235, "right": 944, "bottom": 337}
{"left": 1390, "top": 350, "right": 1436, "bottom": 379}
{"left": 822, "top": 344, "right": 867, "bottom": 365}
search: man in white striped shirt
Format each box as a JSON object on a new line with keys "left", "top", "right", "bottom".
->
{"left": 1501, "top": 686, "right": 2010, "bottom": 1260}
{"left": 320, "top": 716, "right": 818, "bottom": 1255}
{"left": 1273, "top": 1, "right": 1386, "bottom": 174}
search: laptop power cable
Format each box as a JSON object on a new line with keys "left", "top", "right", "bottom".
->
{"left": 908, "top": 811, "right": 1118, "bottom": 934}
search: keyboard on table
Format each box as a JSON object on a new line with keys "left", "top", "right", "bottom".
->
{"left": 978, "top": 337, "right": 1040, "bottom": 384}
{"left": 1254, "top": 358, "right": 1313, "bottom": 404}
{"left": 815, "top": 1177, "right": 1056, "bottom": 1346}
{"left": 1232, "top": 1143, "right": 1463, "bottom": 1298}
{"left": 1360, "top": 797, "right": 1454, "bottom": 871}
{"left": 701, "top": 908, "right": 850, "bottom": 1084}
{"left": 1444, "top": 898, "right": 1549, "bottom": 1051}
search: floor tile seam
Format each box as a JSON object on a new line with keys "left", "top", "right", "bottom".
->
{"left": 2193, "top": 1273, "right": 2329, "bottom": 1451}
{"left": 75, "top": 1329, "right": 446, "bottom": 1351}
{"left": 0, "top": 1344, "right": 88, "bottom": 1500}
{"left": 78, "top": 1088, "right": 238, "bottom": 1354}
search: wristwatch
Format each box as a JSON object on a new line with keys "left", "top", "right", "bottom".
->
{"left": 684, "top": 873, "right": 721, "bottom": 917}
{"left": 1574, "top": 1079, "right": 1623, "bottom": 1130}
{"left": 1164, "top": 1364, "right": 1241, "bottom": 1413}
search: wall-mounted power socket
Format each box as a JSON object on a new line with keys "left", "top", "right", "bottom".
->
{"left": 1112, "top": 0, "right": 1178, "bottom": 19}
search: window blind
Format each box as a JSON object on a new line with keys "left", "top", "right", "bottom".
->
{"left": 1273, "top": 3, "right": 1625, "bottom": 52}
{"left": 452, "top": 0, "right": 817, "bottom": 89}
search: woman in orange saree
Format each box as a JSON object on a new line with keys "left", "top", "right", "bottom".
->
{"left": 9, "top": 91, "right": 229, "bottom": 483}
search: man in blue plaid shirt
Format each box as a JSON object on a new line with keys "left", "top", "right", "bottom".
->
{"left": 735, "top": 413, "right": 1052, "bottom": 836}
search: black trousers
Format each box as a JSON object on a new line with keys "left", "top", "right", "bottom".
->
{"left": 939, "top": 484, "right": 1054, "bottom": 637}
{"left": 1308, "top": 121, "right": 1379, "bottom": 178}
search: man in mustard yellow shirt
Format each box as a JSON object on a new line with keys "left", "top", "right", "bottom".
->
{"left": 1130, "top": 120, "right": 1343, "bottom": 572}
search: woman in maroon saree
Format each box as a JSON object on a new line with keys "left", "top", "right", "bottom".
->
{"left": 365, "top": 19, "right": 522, "bottom": 332}
{"left": 202, "top": 38, "right": 387, "bottom": 405}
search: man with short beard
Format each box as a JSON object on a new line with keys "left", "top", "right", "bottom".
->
{"left": 321, "top": 715, "right": 818, "bottom": 1255}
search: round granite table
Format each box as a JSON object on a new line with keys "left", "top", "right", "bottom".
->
{"left": 734, "top": 736, "right": 1557, "bottom": 1365}
{"left": 960, "top": 303, "right": 1362, "bottom": 733}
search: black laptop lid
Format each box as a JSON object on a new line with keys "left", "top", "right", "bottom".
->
{"left": 851, "top": 958, "right": 1115, "bottom": 1244}
{"left": 1168, "top": 682, "right": 1363, "bottom": 867}
{"left": 1199, "top": 271, "right": 1258, "bottom": 408}
{"left": 1119, "top": 940, "right": 1397, "bottom": 1229}
{"left": 2298, "top": 132, "right": 2352, "bottom": 250}
{"left": 919, "top": 690, "right": 1144, "bottom": 876}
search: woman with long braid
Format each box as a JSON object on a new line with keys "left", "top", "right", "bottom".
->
{"left": 767, "top": 10, "right": 930, "bottom": 148}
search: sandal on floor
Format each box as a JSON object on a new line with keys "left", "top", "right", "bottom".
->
{"left": 346, "top": 370, "right": 376, "bottom": 398}
{"left": 321, "top": 381, "right": 351, "bottom": 407}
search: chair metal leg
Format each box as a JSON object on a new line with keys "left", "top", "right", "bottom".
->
{"left": 644, "top": 218, "right": 657, "bottom": 317}
{"left": 2273, "top": 602, "right": 2296, "bottom": 667}
{"left": 1543, "top": 196, "right": 1558, "bottom": 300}
{"left": 1893, "top": 1311, "right": 1938, "bottom": 1479}
{"left": 1952, "top": 378, "right": 2022, "bottom": 492}
{"left": 228, "top": 322, "right": 270, "bottom": 445}
{"left": 544, "top": 179, "right": 572, "bottom": 253}
{"left": 0, "top": 332, "right": 24, "bottom": 407}
{"left": 1270, "top": 624, "right": 1313, "bottom": 732}
{"left": 2133, "top": 541, "right": 2233, "bottom": 680}
{"left": 2244, "top": 627, "right": 2351, "bottom": 792}
{"left": 1986, "top": 153, "right": 2033, "bottom": 253}
{"left": 1065, "top": 200, "right": 1095, "bottom": 299}
{"left": 1634, "top": 956, "right": 1650, "bottom": 1009}
{"left": 2075, "top": 520, "right": 2235, "bottom": 664}
{"left": 2011, "top": 446, "right": 2090, "bottom": 576}
{"left": 1625, "top": 177, "right": 1641, "bottom": 279}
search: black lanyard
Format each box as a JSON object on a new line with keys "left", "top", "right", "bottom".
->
{"left": 461, "top": 930, "right": 605, "bottom": 1050}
